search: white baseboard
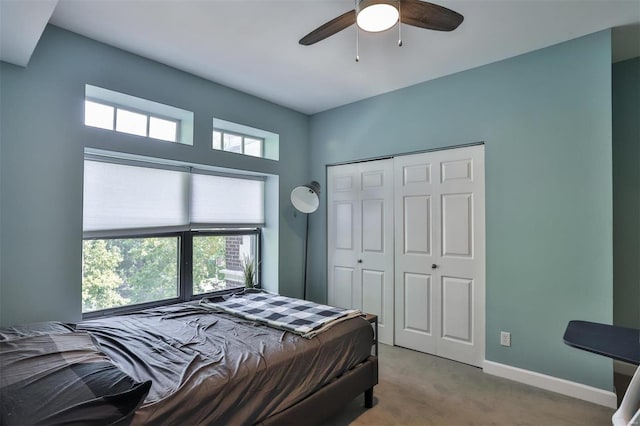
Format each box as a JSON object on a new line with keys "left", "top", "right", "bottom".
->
{"left": 614, "top": 360, "right": 638, "bottom": 377}
{"left": 483, "top": 360, "right": 617, "bottom": 409}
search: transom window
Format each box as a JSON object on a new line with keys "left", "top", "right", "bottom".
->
{"left": 85, "top": 99, "right": 179, "bottom": 142}
{"left": 212, "top": 129, "right": 264, "bottom": 158}
{"left": 84, "top": 84, "right": 194, "bottom": 145}
{"left": 82, "top": 156, "right": 264, "bottom": 316}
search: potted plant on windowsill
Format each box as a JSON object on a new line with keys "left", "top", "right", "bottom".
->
{"left": 242, "top": 255, "right": 256, "bottom": 289}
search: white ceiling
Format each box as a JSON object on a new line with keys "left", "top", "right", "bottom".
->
{"left": 1, "top": 0, "right": 639, "bottom": 114}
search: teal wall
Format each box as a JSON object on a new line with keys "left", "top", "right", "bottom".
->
{"left": 308, "top": 31, "right": 613, "bottom": 390}
{"left": 612, "top": 57, "right": 640, "bottom": 330}
{"left": 0, "top": 26, "right": 310, "bottom": 325}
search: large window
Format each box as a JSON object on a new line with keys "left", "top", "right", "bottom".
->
{"left": 82, "top": 156, "right": 263, "bottom": 315}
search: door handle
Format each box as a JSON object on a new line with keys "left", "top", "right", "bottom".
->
{"left": 431, "top": 264, "right": 437, "bottom": 269}
{"left": 358, "top": 259, "right": 363, "bottom": 263}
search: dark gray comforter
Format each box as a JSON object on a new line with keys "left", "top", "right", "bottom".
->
{"left": 77, "top": 302, "right": 373, "bottom": 425}
{"left": 0, "top": 331, "right": 151, "bottom": 425}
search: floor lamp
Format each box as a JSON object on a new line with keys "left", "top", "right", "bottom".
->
{"left": 290, "top": 181, "right": 321, "bottom": 300}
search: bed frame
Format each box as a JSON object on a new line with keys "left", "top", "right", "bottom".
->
{"left": 261, "top": 355, "right": 378, "bottom": 425}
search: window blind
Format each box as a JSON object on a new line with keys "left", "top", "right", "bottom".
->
{"left": 83, "top": 158, "right": 265, "bottom": 237}
{"left": 191, "top": 173, "right": 264, "bottom": 226}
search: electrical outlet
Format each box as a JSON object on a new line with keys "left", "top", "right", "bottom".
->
{"left": 500, "top": 331, "right": 511, "bottom": 347}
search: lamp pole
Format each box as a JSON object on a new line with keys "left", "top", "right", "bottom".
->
{"left": 303, "top": 213, "right": 310, "bottom": 300}
{"left": 290, "top": 181, "right": 321, "bottom": 301}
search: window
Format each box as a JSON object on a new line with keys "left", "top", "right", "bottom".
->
{"left": 84, "top": 101, "right": 114, "bottom": 130}
{"left": 149, "top": 116, "right": 178, "bottom": 142}
{"left": 192, "top": 232, "right": 258, "bottom": 295}
{"left": 82, "top": 230, "right": 259, "bottom": 314}
{"left": 84, "top": 85, "right": 193, "bottom": 145}
{"left": 82, "top": 156, "right": 263, "bottom": 315}
{"left": 86, "top": 100, "right": 179, "bottom": 142}
{"left": 212, "top": 117, "right": 279, "bottom": 160}
{"left": 213, "top": 129, "right": 264, "bottom": 158}
{"left": 244, "top": 137, "right": 262, "bottom": 157}
{"left": 82, "top": 236, "right": 179, "bottom": 312}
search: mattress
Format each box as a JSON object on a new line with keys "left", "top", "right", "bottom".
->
{"left": 77, "top": 301, "right": 373, "bottom": 425}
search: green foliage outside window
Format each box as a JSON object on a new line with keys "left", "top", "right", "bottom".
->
{"left": 82, "top": 235, "right": 227, "bottom": 312}
{"left": 193, "top": 236, "right": 227, "bottom": 295}
{"left": 82, "top": 240, "right": 126, "bottom": 311}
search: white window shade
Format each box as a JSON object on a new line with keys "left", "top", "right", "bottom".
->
{"left": 83, "top": 160, "right": 189, "bottom": 234}
{"left": 83, "top": 158, "right": 265, "bottom": 236}
{"left": 191, "top": 173, "right": 264, "bottom": 226}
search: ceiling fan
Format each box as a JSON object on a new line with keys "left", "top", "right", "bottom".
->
{"left": 299, "top": 0, "right": 464, "bottom": 48}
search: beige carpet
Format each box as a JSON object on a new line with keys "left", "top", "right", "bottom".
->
{"left": 324, "top": 344, "right": 615, "bottom": 426}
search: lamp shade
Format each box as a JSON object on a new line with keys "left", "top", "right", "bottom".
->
{"left": 357, "top": 0, "right": 399, "bottom": 32}
{"left": 291, "top": 181, "right": 321, "bottom": 214}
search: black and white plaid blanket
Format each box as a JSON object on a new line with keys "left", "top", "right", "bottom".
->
{"left": 200, "top": 292, "right": 361, "bottom": 338}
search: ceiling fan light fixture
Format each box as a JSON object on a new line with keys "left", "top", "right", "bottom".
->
{"left": 356, "top": 0, "right": 399, "bottom": 33}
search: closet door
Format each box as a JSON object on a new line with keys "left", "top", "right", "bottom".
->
{"left": 327, "top": 162, "right": 362, "bottom": 311}
{"left": 327, "top": 159, "right": 394, "bottom": 345}
{"left": 394, "top": 145, "right": 485, "bottom": 367}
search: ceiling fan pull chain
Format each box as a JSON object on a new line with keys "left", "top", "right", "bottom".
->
{"left": 398, "top": 0, "right": 403, "bottom": 47}
{"left": 355, "top": 0, "right": 360, "bottom": 62}
{"left": 356, "top": 25, "right": 360, "bottom": 62}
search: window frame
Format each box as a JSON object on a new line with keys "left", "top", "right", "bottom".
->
{"left": 82, "top": 228, "right": 261, "bottom": 319}
{"left": 212, "top": 129, "right": 265, "bottom": 158}
{"left": 85, "top": 97, "right": 181, "bottom": 143}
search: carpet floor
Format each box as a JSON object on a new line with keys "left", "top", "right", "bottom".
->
{"left": 323, "top": 344, "right": 615, "bottom": 426}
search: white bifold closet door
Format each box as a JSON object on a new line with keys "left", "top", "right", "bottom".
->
{"left": 327, "top": 159, "right": 395, "bottom": 345}
{"left": 394, "top": 145, "right": 485, "bottom": 367}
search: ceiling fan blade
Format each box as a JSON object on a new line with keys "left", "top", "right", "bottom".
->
{"left": 299, "top": 10, "right": 356, "bottom": 45}
{"left": 400, "top": 0, "right": 464, "bottom": 31}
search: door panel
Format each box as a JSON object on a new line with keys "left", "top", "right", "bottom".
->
{"left": 333, "top": 174, "right": 354, "bottom": 192}
{"left": 403, "top": 195, "right": 431, "bottom": 255}
{"left": 441, "top": 276, "right": 473, "bottom": 343}
{"left": 441, "top": 193, "right": 473, "bottom": 257}
{"left": 328, "top": 166, "right": 361, "bottom": 310}
{"left": 362, "top": 269, "right": 384, "bottom": 322}
{"left": 434, "top": 146, "right": 484, "bottom": 366}
{"left": 362, "top": 170, "right": 384, "bottom": 189}
{"left": 395, "top": 272, "right": 435, "bottom": 353}
{"left": 362, "top": 199, "right": 384, "bottom": 253}
{"left": 394, "top": 156, "right": 438, "bottom": 353}
{"left": 359, "top": 160, "right": 394, "bottom": 344}
{"left": 334, "top": 202, "right": 354, "bottom": 250}
{"left": 441, "top": 159, "right": 472, "bottom": 183}
{"left": 328, "top": 159, "right": 394, "bottom": 345}
{"left": 403, "top": 163, "right": 431, "bottom": 185}
{"left": 395, "top": 145, "right": 485, "bottom": 367}
{"left": 332, "top": 266, "right": 356, "bottom": 310}
{"left": 403, "top": 273, "right": 431, "bottom": 333}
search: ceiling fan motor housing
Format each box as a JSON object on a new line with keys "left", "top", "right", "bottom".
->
{"left": 357, "top": 0, "right": 399, "bottom": 11}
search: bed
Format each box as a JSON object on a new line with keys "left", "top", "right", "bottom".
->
{"left": 0, "top": 292, "right": 378, "bottom": 425}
